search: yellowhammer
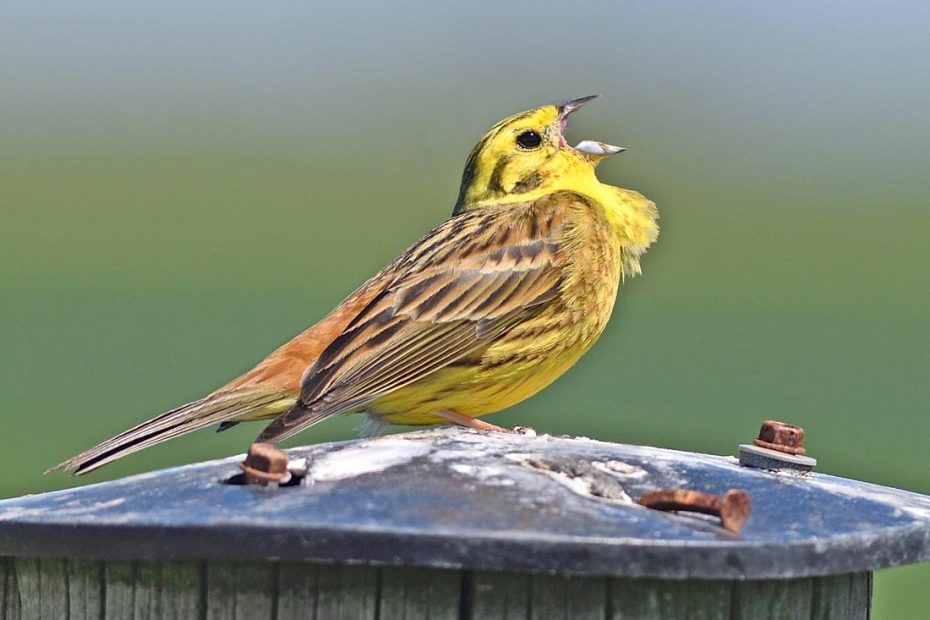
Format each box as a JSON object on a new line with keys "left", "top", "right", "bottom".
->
{"left": 51, "top": 96, "right": 658, "bottom": 475}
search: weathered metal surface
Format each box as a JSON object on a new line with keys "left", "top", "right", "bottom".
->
{"left": 1, "top": 429, "right": 928, "bottom": 579}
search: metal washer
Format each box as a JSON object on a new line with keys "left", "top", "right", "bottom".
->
{"left": 739, "top": 443, "right": 817, "bottom": 472}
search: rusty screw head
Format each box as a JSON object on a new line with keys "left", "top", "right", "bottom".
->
{"left": 754, "top": 420, "right": 806, "bottom": 455}
{"left": 637, "top": 488, "right": 752, "bottom": 534}
{"left": 239, "top": 443, "right": 291, "bottom": 486}
{"left": 739, "top": 419, "right": 817, "bottom": 472}
{"left": 717, "top": 490, "right": 752, "bottom": 533}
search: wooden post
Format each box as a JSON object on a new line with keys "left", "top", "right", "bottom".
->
{"left": 0, "top": 559, "right": 874, "bottom": 619}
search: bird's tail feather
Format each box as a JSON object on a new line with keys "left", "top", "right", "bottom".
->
{"left": 47, "top": 387, "right": 296, "bottom": 476}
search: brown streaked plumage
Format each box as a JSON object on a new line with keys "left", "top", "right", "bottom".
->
{"left": 257, "top": 192, "right": 573, "bottom": 444}
{"left": 50, "top": 96, "right": 658, "bottom": 475}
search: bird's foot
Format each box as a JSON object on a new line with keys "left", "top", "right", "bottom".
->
{"left": 436, "top": 409, "right": 508, "bottom": 433}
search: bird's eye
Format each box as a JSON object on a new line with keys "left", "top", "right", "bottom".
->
{"left": 516, "top": 130, "right": 543, "bottom": 150}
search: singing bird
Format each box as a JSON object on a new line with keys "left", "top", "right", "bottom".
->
{"left": 51, "top": 96, "right": 658, "bottom": 475}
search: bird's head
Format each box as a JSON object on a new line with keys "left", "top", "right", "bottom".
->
{"left": 453, "top": 95, "right": 624, "bottom": 214}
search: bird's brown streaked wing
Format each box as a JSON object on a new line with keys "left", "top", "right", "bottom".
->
{"left": 215, "top": 263, "right": 404, "bottom": 393}
{"left": 255, "top": 192, "right": 580, "bottom": 444}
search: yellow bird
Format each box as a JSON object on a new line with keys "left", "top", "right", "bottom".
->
{"left": 51, "top": 96, "right": 658, "bottom": 475}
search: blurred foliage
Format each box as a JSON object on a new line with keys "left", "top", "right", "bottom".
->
{"left": 1, "top": 2, "right": 928, "bottom": 617}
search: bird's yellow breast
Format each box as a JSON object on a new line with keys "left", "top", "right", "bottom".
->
{"left": 369, "top": 186, "right": 655, "bottom": 426}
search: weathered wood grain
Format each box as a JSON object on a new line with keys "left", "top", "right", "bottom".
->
{"left": 467, "top": 570, "right": 531, "bottom": 619}
{"left": 811, "top": 572, "right": 872, "bottom": 620}
{"left": 732, "top": 577, "right": 814, "bottom": 619}
{"left": 104, "top": 561, "right": 137, "bottom": 619}
{"left": 380, "top": 566, "right": 461, "bottom": 620}
{"left": 206, "top": 562, "right": 275, "bottom": 620}
{"left": 276, "top": 562, "right": 319, "bottom": 619}
{"left": 12, "top": 558, "right": 41, "bottom": 620}
{"left": 0, "top": 556, "right": 876, "bottom": 619}
{"left": 529, "top": 574, "right": 608, "bottom": 620}
{"left": 67, "top": 559, "right": 104, "bottom": 620}
{"left": 315, "top": 565, "right": 378, "bottom": 620}
{"left": 610, "top": 577, "right": 732, "bottom": 620}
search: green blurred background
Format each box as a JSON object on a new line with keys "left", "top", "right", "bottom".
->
{"left": 2, "top": 2, "right": 927, "bottom": 616}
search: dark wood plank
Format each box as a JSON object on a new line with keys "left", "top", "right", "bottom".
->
{"left": 609, "top": 578, "right": 731, "bottom": 620}
{"left": 38, "top": 559, "right": 70, "bottom": 619}
{"left": 67, "top": 559, "right": 104, "bottom": 620}
{"left": 0, "top": 553, "right": 875, "bottom": 620}
{"left": 206, "top": 562, "right": 275, "bottom": 620}
{"left": 315, "top": 565, "right": 379, "bottom": 620}
{"left": 2, "top": 557, "right": 20, "bottom": 619}
{"left": 13, "top": 558, "right": 41, "bottom": 620}
{"left": 0, "top": 557, "right": 9, "bottom": 619}
{"left": 159, "top": 561, "right": 203, "bottom": 619}
{"left": 811, "top": 572, "right": 872, "bottom": 620}
{"left": 530, "top": 574, "right": 607, "bottom": 620}
{"left": 276, "top": 562, "right": 318, "bottom": 620}
{"left": 205, "top": 564, "right": 237, "bottom": 619}
{"left": 379, "top": 566, "right": 461, "bottom": 620}
{"left": 731, "top": 577, "right": 813, "bottom": 619}
{"left": 133, "top": 560, "right": 162, "bottom": 618}
{"left": 469, "top": 570, "right": 531, "bottom": 620}
{"left": 104, "top": 561, "right": 137, "bottom": 619}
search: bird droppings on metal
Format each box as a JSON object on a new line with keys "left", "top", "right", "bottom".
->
{"left": 592, "top": 460, "right": 647, "bottom": 478}
{"left": 447, "top": 463, "right": 516, "bottom": 486}
{"left": 0, "top": 497, "right": 128, "bottom": 521}
{"left": 511, "top": 426, "right": 538, "bottom": 438}
{"left": 804, "top": 476, "right": 930, "bottom": 521}
{"left": 307, "top": 439, "right": 432, "bottom": 482}
{"left": 514, "top": 456, "right": 633, "bottom": 504}
{"left": 287, "top": 457, "right": 310, "bottom": 476}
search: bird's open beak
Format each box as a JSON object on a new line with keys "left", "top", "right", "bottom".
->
{"left": 557, "top": 95, "right": 626, "bottom": 158}
{"left": 557, "top": 95, "right": 600, "bottom": 118}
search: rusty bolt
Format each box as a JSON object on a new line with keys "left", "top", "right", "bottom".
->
{"left": 753, "top": 420, "right": 806, "bottom": 455}
{"left": 638, "top": 488, "right": 752, "bottom": 534}
{"left": 239, "top": 443, "right": 291, "bottom": 486}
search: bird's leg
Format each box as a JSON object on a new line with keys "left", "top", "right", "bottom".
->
{"left": 436, "top": 409, "right": 509, "bottom": 433}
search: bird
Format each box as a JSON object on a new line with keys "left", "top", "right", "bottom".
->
{"left": 49, "top": 95, "right": 658, "bottom": 476}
